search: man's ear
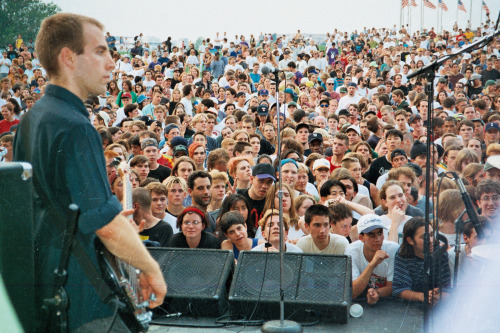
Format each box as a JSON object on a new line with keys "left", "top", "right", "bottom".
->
{"left": 406, "top": 236, "right": 415, "bottom": 246}
{"left": 58, "top": 47, "right": 77, "bottom": 71}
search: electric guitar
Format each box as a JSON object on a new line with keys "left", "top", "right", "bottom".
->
{"left": 95, "top": 160, "right": 153, "bottom": 332}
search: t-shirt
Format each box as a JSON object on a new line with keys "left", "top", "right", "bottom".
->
{"left": 296, "top": 234, "right": 349, "bottom": 255}
{"left": 237, "top": 188, "right": 266, "bottom": 228}
{"left": 148, "top": 164, "right": 171, "bottom": 182}
{"left": 167, "top": 230, "right": 220, "bottom": 249}
{"left": 345, "top": 240, "right": 400, "bottom": 289}
{"left": 251, "top": 242, "right": 303, "bottom": 253}
{"left": 139, "top": 220, "right": 173, "bottom": 247}
{"left": 164, "top": 209, "right": 180, "bottom": 233}
{"left": 0, "top": 118, "right": 19, "bottom": 134}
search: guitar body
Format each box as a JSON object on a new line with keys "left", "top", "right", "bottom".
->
{"left": 94, "top": 158, "right": 153, "bottom": 332}
{"left": 95, "top": 238, "right": 152, "bottom": 332}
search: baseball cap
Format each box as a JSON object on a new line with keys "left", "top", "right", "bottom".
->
{"left": 235, "top": 92, "right": 245, "bottom": 98}
{"left": 438, "top": 77, "right": 447, "bottom": 83}
{"left": 409, "top": 114, "right": 422, "bottom": 124}
{"left": 141, "top": 138, "right": 158, "bottom": 150}
{"left": 313, "top": 158, "right": 330, "bottom": 171}
{"left": 258, "top": 89, "right": 269, "bottom": 96}
{"left": 173, "top": 145, "right": 188, "bottom": 156}
{"left": 170, "top": 136, "right": 188, "bottom": 147}
{"left": 206, "top": 107, "right": 218, "bottom": 115}
{"left": 347, "top": 82, "right": 357, "bottom": 88}
{"left": 164, "top": 123, "right": 180, "bottom": 134}
{"left": 284, "top": 88, "right": 295, "bottom": 96}
{"left": 485, "top": 80, "right": 496, "bottom": 88}
{"left": 471, "top": 73, "right": 482, "bottom": 80}
{"left": 122, "top": 93, "right": 132, "bottom": 99}
{"left": 252, "top": 163, "right": 276, "bottom": 181}
{"left": 326, "top": 78, "right": 335, "bottom": 84}
{"left": 391, "top": 149, "right": 407, "bottom": 161}
{"left": 405, "top": 162, "right": 423, "bottom": 177}
{"left": 472, "top": 118, "right": 485, "bottom": 126}
{"left": 357, "top": 214, "right": 387, "bottom": 234}
{"left": 257, "top": 104, "right": 269, "bottom": 116}
{"left": 308, "top": 133, "right": 323, "bottom": 143}
{"left": 296, "top": 123, "right": 310, "bottom": 133}
{"left": 338, "top": 109, "right": 350, "bottom": 117}
{"left": 484, "top": 156, "right": 500, "bottom": 171}
{"left": 136, "top": 95, "right": 147, "bottom": 104}
{"left": 339, "top": 87, "right": 348, "bottom": 93}
{"left": 346, "top": 125, "right": 360, "bottom": 135}
{"left": 485, "top": 122, "right": 500, "bottom": 132}
{"left": 288, "top": 102, "right": 298, "bottom": 108}
{"left": 97, "top": 111, "right": 110, "bottom": 127}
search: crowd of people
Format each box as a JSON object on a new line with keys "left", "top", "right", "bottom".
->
{"left": 2, "top": 18, "right": 500, "bottom": 312}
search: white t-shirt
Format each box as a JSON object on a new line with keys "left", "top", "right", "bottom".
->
{"left": 180, "top": 97, "right": 193, "bottom": 116}
{"left": 380, "top": 215, "right": 412, "bottom": 244}
{"left": 296, "top": 234, "right": 349, "bottom": 255}
{"left": 251, "top": 242, "right": 303, "bottom": 253}
{"left": 345, "top": 240, "right": 400, "bottom": 287}
{"left": 164, "top": 210, "right": 180, "bottom": 234}
{"left": 287, "top": 226, "right": 306, "bottom": 241}
{"left": 337, "top": 95, "right": 362, "bottom": 111}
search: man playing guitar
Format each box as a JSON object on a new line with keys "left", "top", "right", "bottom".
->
{"left": 13, "top": 13, "right": 166, "bottom": 331}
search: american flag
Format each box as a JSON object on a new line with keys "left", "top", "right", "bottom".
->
{"left": 482, "top": 1, "right": 490, "bottom": 15}
{"left": 411, "top": 0, "right": 418, "bottom": 6}
{"left": 402, "top": 0, "right": 408, "bottom": 8}
{"left": 424, "top": 0, "right": 437, "bottom": 9}
{"left": 457, "top": 0, "right": 467, "bottom": 12}
{"left": 438, "top": 0, "right": 448, "bottom": 11}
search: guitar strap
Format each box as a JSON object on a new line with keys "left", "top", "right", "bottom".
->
{"left": 20, "top": 111, "right": 113, "bottom": 304}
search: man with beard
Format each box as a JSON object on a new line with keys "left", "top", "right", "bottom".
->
{"left": 187, "top": 171, "right": 216, "bottom": 232}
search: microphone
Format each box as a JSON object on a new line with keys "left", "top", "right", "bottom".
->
{"left": 261, "top": 66, "right": 271, "bottom": 75}
{"left": 451, "top": 172, "right": 483, "bottom": 238}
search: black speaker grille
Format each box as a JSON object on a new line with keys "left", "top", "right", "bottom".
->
{"left": 296, "top": 255, "right": 348, "bottom": 303}
{"left": 149, "top": 248, "right": 232, "bottom": 297}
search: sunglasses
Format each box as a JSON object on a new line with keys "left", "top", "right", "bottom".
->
{"left": 320, "top": 104, "right": 329, "bottom": 108}
{"left": 327, "top": 83, "right": 334, "bottom": 85}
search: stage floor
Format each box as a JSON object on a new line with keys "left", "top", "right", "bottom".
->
{"left": 149, "top": 298, "right": 423, "bottom": 332}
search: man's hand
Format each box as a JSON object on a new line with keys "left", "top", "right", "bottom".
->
{"left": 367, "top": 288, "right": 379, "bottom": 305}
{"left": 138, "top": 264, "right": 167, "bottom": 308}
{"left": 120, "top": 209, "right": 145, "bottom": 233}
{"left": 370, "top": 250, "right": 389, "bottom": 267}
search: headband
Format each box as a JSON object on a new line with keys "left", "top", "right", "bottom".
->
{"left": 182, "top": 206, "right": 205, "bottom": 219}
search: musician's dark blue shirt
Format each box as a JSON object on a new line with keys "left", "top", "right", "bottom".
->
{"left": 14, "top": 84, "right": 122, "bottom": 330}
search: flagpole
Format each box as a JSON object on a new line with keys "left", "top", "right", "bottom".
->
{"left": 421, "top": 0, "right": 424, "bottom": 32}
{"left": 400, "top": 0, "right": 403, "bottom": 31}
{"left": 469, "top": 0, "right": 472, "bottom": 28}
{"left": 441, "top": 5, "right": 443, "bottom": 33}
{"left": 409, "top": 3, "right": 411, "bottom": 34}
{"left": 437, "top": 6, "right": 440, "bottom": 34}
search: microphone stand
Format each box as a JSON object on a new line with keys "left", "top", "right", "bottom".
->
{"left": 262, "top": 68, "right": 302, "bottom": 333}
{"left": 406, "top": 23, "right": 500, "bottom": 333}
{"left": 453, "top": 210, "right": 466, "bottom": 288}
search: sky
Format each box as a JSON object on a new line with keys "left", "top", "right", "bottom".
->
{"left": 46, "top": 0, "right": 497, "bottom": 43}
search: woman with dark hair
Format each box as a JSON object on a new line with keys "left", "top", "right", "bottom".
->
{"left": 7, "top": 98, "right": 22, "bottom": 118}
{"left": 116, "top": 80, "right": 137, "bottom": 107}
{"left": 392, "top": 217, "right": 450, "bottom": 304}
{"left": 217, "top": 194, "right": 255, "bottom": 238}
{"left": 107, "top": 79, "right": 120, "bottom": 97}
{"left": 220, "top": 211, "right": 264, "bottom": 260}
{"left": 167, "top": 206, "right": 220, "bottom": 249}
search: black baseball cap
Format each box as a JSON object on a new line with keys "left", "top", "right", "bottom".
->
{"left": 252, "top": 163, "right": 276, "bottom": 181}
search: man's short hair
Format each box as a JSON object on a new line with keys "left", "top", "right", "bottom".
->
{"left": 385, "top": 128, "right": 403, "bottom": 141}
{"left": 476, "top": 179, "right": 500, "bottom": 200}
{"left": 319, "top": 179, "right": 346, "bottom": 198}
{"left": 129, "top": 155, "right": 149, "bottom": 167}
{"left": 207, "top": 148, "right": 230, "bottom": 170}
{"left": 145, "top": 182, "right": 168, "bottom": 196}
{"left": 304, "top": 204, "right": 332, "bottom": 225}
{"left": 233, "top": 141, "right": 252, "bottom": 155}
{"left": 36, "top": 13, "right": 104, "bottom": 77}
{"left": 329, "top": 202, "right": 352, "bottom": 224}
{"left": 219, "top": 211, "right": 246, "bottom": 234}
{"left": 387, "top": 166, "right": 416, "bottom": 184}
{"left": 132, "top": 187, "right": 152, "bottom": 210}
{"left": 163, "top": 175, "right": 188, "bottom": 192}
{"left": 187, "top": 170, "right": 212, "bottom": 190}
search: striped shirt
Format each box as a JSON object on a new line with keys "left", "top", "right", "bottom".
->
{"left": 392, "top": 252, "right": 451, "bottom": 297}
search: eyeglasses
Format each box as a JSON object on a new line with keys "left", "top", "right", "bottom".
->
{"left": 377, "top": 79, "right": 383, "bottom": 81}
{"left": 320, "top": 104, "right": 329, "bottom": 108}
{"left": 183, "top": 221, "right": 202, "bottom": 226}
{"left": 480, "top": 195, "right": 500, "bottom": 203}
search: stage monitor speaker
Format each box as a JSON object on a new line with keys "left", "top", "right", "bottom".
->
{"left": 149, "top": 248, "right": 234, "bottom": 317}
{"left": 229, "top": 251, "right": 352, "bottom": 324}
{"left": 0, "top": 162, "right": 35, "bottom": 333}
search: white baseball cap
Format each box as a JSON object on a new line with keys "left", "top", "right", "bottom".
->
{"left": 357, "top": 214, "right": 387, "bottom": 234}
